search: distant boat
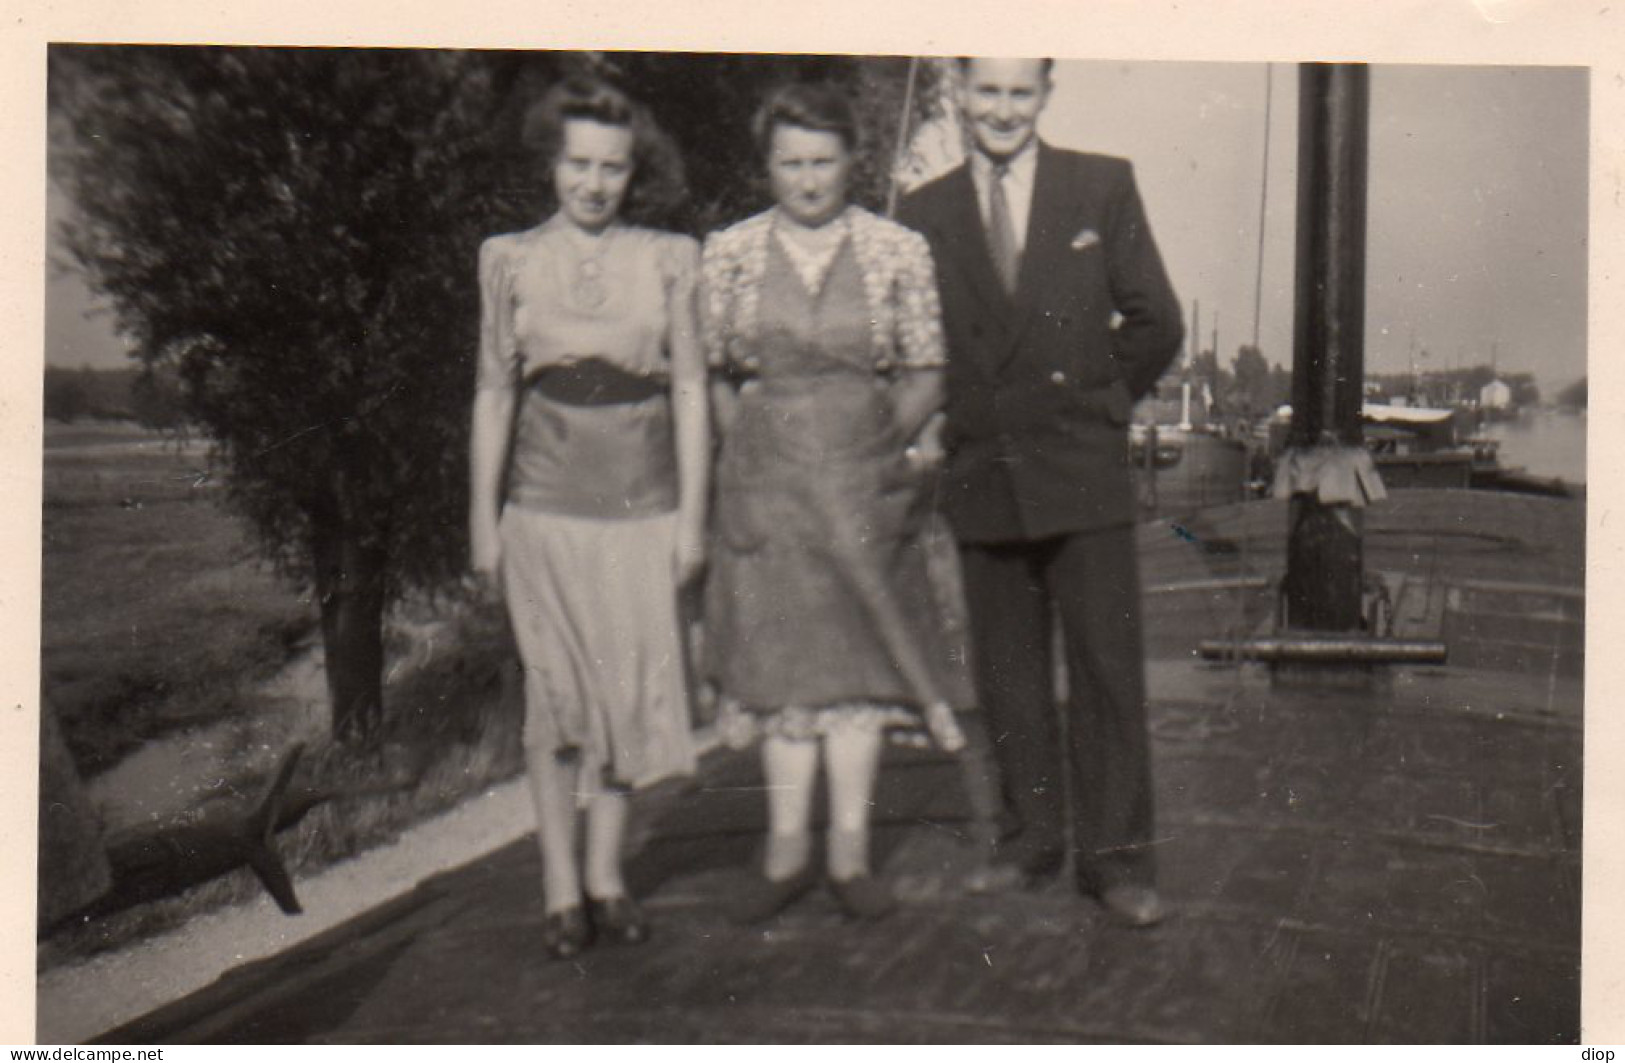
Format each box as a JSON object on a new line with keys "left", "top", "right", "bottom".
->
{"left": 1361, "top": 402, "right": 1485, "bottom": 490}
{"left": 1133, "top": 402, "right": 1577, "bottom": 510}
{"left": 1359, "top": 402, "right": 1573, "bottom": 497}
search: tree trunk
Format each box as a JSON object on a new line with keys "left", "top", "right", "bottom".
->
{"left": 312, "top": 519, "right": 388, "bottom": 744}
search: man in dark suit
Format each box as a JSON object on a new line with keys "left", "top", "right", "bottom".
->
{"left": 898, "top": 58, "right": 1183, "bottom": 927}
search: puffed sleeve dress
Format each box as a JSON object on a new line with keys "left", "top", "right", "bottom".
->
{"left": 700, "top": 206, "right": 972, "bottom": 745}
{"left": 477, "top": 217, "right": 699, "bottom": 788}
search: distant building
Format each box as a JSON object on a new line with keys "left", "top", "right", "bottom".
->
{"left": 1480, "top": 379, "right": 1512, "bottom": 410}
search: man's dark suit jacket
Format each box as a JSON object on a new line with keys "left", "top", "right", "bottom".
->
{"left": 898, "top": 143, "right": 1185, "bottom": 544}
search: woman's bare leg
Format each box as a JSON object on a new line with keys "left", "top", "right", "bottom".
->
{"left": 762, "top": 734, "right": 819, "bottom": 879}
{"left": 525, "top": 746, "right": 583, "bottom": 914}
{"left": 581, "top": 763, "right": 631, "bottom": 900}
{"left": 823, "top": 725, "right": 883, "bottom": 881}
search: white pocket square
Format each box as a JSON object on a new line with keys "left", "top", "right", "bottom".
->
{"left": 1071, "top": 228, "right": 1101, "bottom": 250}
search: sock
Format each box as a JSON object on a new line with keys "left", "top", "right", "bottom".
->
{"left": 826, "top": 828, "right": 870, "bottom": 882}
{"left": 764, "top": 831, "right": 811, "bottom": 881}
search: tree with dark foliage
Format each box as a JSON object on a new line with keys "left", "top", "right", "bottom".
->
{"left": 50, "top": 46, "right": 532, "bottom": 741}
{"left": 50, "top": 46, "right": 933, "bottom": 743}
{"left": 498, "top": 51, "right": 937, "bottom": 233}
{"left": 129, "top": 362, "right": 190, "bottom": 435}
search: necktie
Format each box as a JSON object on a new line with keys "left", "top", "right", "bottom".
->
{"left": 987, "top": 160, "right": 1020, "bottom": 294}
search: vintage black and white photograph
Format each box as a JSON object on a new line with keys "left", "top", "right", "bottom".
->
{"left": 24, "top": 24, "right": 1598, "bottom": 1045}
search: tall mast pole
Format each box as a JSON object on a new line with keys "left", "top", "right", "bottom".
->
{"left": 1252, "top": 63, "right": 1273, "bottom": 351}
{"left": 885, "top": 57, "right": 922, "bottom": 220}
{"left": 1283, "top": 63, "right": 1372, "bottom": 632}
{"left": 1179, "top": 301, "right": 1195, "bottom": 429}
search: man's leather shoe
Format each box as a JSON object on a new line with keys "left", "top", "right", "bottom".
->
{"left": 1100, "top": 885, "right": 1166, "bottom": 928}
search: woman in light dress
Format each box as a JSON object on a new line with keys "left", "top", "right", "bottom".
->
{"left": 469, "top": 77, "right": 707, "bottom": 959}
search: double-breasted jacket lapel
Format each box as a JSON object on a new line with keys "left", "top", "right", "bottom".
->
{"left": 938, "top": 145, "right": 1083, "bottom": 376}
{"left": 938, "top": 167, "right": 1017, "bottom": 362}
{"left": 1006, "top": 145, "right": 1080, "bottom": 357}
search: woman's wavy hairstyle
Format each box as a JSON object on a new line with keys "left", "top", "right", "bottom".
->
{"left": 522, "top": 75, "right": 687, "bottom": 226}
{"left": 750, "top": 80, "right": 861, "bottom": 160}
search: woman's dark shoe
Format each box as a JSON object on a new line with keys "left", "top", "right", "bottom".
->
{"left": 541, "top": 906, "right": 593, "bottom": 960}
{"left": 734, "top": 863, "right": 821, "bottom": 925}
{"left": 829, "top": 874, "right": 896, "bottom": 920}
{"left": 588, "top": 895, "right": 651, "bottom": 945}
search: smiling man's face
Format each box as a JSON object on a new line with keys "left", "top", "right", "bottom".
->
{"left": 958, "top": 58, "right": 1052, "bottom": 161}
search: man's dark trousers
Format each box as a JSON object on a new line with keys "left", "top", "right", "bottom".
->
{"left": 959, "top": 527, "right": 1155, "bottom": 892}
{"left": 898, "top": 143, "right": 1182, "bottom": 896}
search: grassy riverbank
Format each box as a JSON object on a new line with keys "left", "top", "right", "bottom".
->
{"left": 40, "top": 423, "right": 527, "bottom": 966}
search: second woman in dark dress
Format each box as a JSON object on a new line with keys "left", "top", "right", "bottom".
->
{"left": 700, "top": 82, "right": 969, "bottom": 921}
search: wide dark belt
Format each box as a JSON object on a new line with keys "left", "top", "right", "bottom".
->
{"left": 524, "top": 356, "right": 669, "bottom": 406}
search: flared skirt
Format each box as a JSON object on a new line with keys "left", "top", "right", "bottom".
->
{"left": 500, "top": 505, "right": 696, "bottom": 789}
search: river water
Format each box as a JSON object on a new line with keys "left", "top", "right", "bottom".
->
{"left": 1483, "top": 409, "right": 1587, "bottom": 485}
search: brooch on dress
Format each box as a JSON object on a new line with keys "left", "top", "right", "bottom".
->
{"left": 573, "top": 260, "right": 607, "bottom": 308}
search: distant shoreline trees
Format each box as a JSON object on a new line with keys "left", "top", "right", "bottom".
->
{"left": 43, "top": 364, "right": 191, "bottom": 431}
{"left": 1178, "top": 345, "right": 1293, "bottom": 422}
{"left": 1364, "top": 365, "right": 1541, "bottom": 409}
{"left": 1154, "top": 343, "right": 1562, "bottom": 433}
